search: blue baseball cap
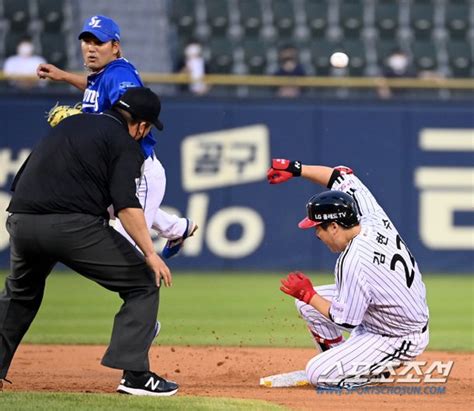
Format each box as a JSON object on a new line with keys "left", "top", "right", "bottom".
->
{"left": 78, "top": 15, "right": 120, "bottom": 42}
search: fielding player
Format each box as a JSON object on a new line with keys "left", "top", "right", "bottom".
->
{"left": 36, "top": 15, "right": 196, "bottom": 256}
{"left": 267, "top": 159, "right": 429, "bottom": 389}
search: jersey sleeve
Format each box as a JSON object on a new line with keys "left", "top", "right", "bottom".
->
{"left": 328, "top": 167, "right": 384, "bottom": 217}
{"left": 329, "top": 249, "right": 371, "bottom": 328}
{"left": 104, "top": 66, "right": 142, "bottom": 106}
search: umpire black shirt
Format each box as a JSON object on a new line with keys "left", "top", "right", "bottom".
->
{"left": 8, "top": 109, "right": 144, "bottom": 219}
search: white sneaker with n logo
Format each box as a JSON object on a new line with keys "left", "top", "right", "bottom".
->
{"left": 117, "top": 371, "right": 178, "bottom": 396}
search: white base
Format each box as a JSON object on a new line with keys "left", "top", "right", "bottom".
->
{"left": 259, "top": 370, "right": 309, "bottom": 388}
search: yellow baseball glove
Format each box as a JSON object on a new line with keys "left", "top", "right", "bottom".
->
{"left": 46, "top": 102, "right": 82, "bottom": 127}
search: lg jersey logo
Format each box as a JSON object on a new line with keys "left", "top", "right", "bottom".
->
{"left": 156, "top": 125, "right": 270, "bottom": 259}
{"left": 416, "top": 129, "right": 474, "bottom": 250}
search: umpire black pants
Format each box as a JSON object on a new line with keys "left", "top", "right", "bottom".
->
{"left": 0, "top": 213, "right": 159, "bottom": 379}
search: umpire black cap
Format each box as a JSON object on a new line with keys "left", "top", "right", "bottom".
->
{"left": 298, "top": 190, "right": 360, "bottom": 229}
{"left": 114, "top": 87, "right": 164, "bottom": 131}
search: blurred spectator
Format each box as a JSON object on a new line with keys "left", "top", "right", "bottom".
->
{"left": 377, "top": 49, "right": 416, "bottom": 99}
{"left": 384, "top": 49, "right": 415, "bottom": 78}
{"left": 273, "top": 45, "right": 306, "bottom": 98}
{"left": 3, "top": 37, "right": 46, "bottom": 89}
{"left": 176, "top": 41, "right": 209, "bottom": 95}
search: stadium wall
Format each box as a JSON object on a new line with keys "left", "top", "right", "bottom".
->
{"left": 0, "top": 95, "right": 472, "bottom": 273}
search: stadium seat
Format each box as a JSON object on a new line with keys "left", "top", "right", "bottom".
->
{"left": 4, "top": 30, "right": 26, "bottom": 57}
{"left": 375, "top": 38, "right": 402, "bottom": 66}
{"left": 170, "top": 0, "right": 197, "bottom": 38}
{"left": 374, "top": 0, "right": 400, "bottom": 38}
{"left": 342, "top": 38, "right": 367, "bottom": 76}
{"left": 411, "top": 39, "right": 438, "bottom": 73}
{"left": 240, "top": 36, "right": 267, "bottom": 74}
{"left": 304, "top": 0, "right": 329, "bottom": 37}
{"left": 409, "top": 0, "right": 435, "bottom": 39}
{"left": 204, "top": 0, "right": 230, "bottom": 36}
{"left": 310, "top": 38, "right": 341, "bottom": 76}
{"left": 447, "top": 40, "right": 473, "bottom": 77}
{"left": 3, "top": 0, "right": 30, "bottom": 32}
{"left": 37, "top": 0, "right": 64, "bottom": 33}
{"left": 271, "top": 0, "right": 296, "bottom": 38}
{"left": 339, "top": 0, "right": 365, "bottom": 38}
{"left": 207, "top": 36, "right": 234, "bottom": 73}
{"left": 238, "top": 0, "right": 264, "bottom": 37}
{"left": 40, "top": 32, "right": 67, "bottom": 68}
{"left": 445, "top": 0, "right": 470, "bottom": 39}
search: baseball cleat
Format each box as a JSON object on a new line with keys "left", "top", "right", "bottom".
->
{"left": 117, "top": 371, "right": 178, "bottom": 396}
{"left": 162, "top": 219, "right": 198, "bottom": 259}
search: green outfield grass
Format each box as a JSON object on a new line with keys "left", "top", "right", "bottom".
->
{"left": 0, "top": 392, "right": 287, "bottom": 411}
{"left": 0, "top": 271, "right": 472, "bottom": 351}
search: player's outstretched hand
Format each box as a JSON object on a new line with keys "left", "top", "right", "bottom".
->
{"left": 280, "top": 271, "right": 316, "bottom": 304}
{"left": 145, "top": 254, "right": 172, "bottom": 287}
{"left": 37, "top": 63, "right": 66, "bottom": 81}
{"left": 267, "top": 159, "right": 302, "bottom": 184}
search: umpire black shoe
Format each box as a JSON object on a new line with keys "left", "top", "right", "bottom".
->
{"left": 117, "top": 371, "right": 178, "bottom": 396}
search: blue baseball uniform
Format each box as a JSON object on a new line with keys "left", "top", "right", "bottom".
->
{"left": 80, "top": 57, "right": 187, "bottom": 246}
{"left": 81, "top": 58, "right": 155, "bottom": 158}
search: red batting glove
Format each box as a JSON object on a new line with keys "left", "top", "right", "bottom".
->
{"left": 280, "top": 271, "right": 316, "bottom": 304}
{"left": 267, "top": 159, "right": 302, "bottom": 184}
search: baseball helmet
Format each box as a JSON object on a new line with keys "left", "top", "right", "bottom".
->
{"left": 298, "top": 190, "right": 360, "bottom": 229}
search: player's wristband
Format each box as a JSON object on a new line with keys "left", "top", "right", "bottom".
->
{"left": 272, "top": 159, "right": 302, "bottom": 176}
{"left": 287, "top": 160, "right": 302, "bottom": 177}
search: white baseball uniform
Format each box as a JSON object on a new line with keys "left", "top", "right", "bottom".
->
{"left": 112, "top": 154, "right": 187, "bottom": 246}
{"left": 297, "top": 170, "right": 429, "bottom": 389}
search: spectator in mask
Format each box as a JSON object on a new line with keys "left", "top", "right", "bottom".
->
{"left": 377, "top": 49, "right": 416, "bottom": 99}
{"left": 273, "top": 44, "right": 306, "bottom": 97}
{"left": 3, "top": 37, "right": 46, "bottom": 89}
{"left": 177, "top": 41, "right": 209, "bottom": 95}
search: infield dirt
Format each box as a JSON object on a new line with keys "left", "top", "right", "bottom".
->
{"left": 6, "top": 345, "right": 472, "bottom": 410}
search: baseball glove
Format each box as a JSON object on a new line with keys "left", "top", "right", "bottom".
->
{"left": 46, "top": 102, "right": 82, "bottom": 127}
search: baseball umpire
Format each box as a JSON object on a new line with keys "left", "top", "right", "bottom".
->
{"left": 267, "top": 159, "right": 429, "bottom": 389}
{"left": 0, "top": 87, "right": 178, "bottom": 396}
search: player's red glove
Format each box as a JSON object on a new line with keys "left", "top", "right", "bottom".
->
{"left": 280, "top": 271, "right": 316, "bottom": 304}
{"left": 267, "top": 159, "right": 302, "bottom": 184}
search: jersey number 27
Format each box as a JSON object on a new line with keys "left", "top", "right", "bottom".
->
{"left": 390, "top": 234, "right": 415, "bottom": 288}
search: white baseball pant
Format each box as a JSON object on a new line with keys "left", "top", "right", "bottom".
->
{"left": 113, "top": 154, "right": 187, "bottom": 246}
{"left": 296, "top": 285, "right": 429, "bottom": 389}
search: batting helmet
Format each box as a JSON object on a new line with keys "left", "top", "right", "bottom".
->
{"left": 298, "top": 190, "right": 360, "bottom": 229}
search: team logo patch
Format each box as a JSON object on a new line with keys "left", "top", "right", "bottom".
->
{"left": 89, "top": 16, "right": 101, "bottom": 28}
{"left": 119, "top": 82, "right": 138, "bottom": 91}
